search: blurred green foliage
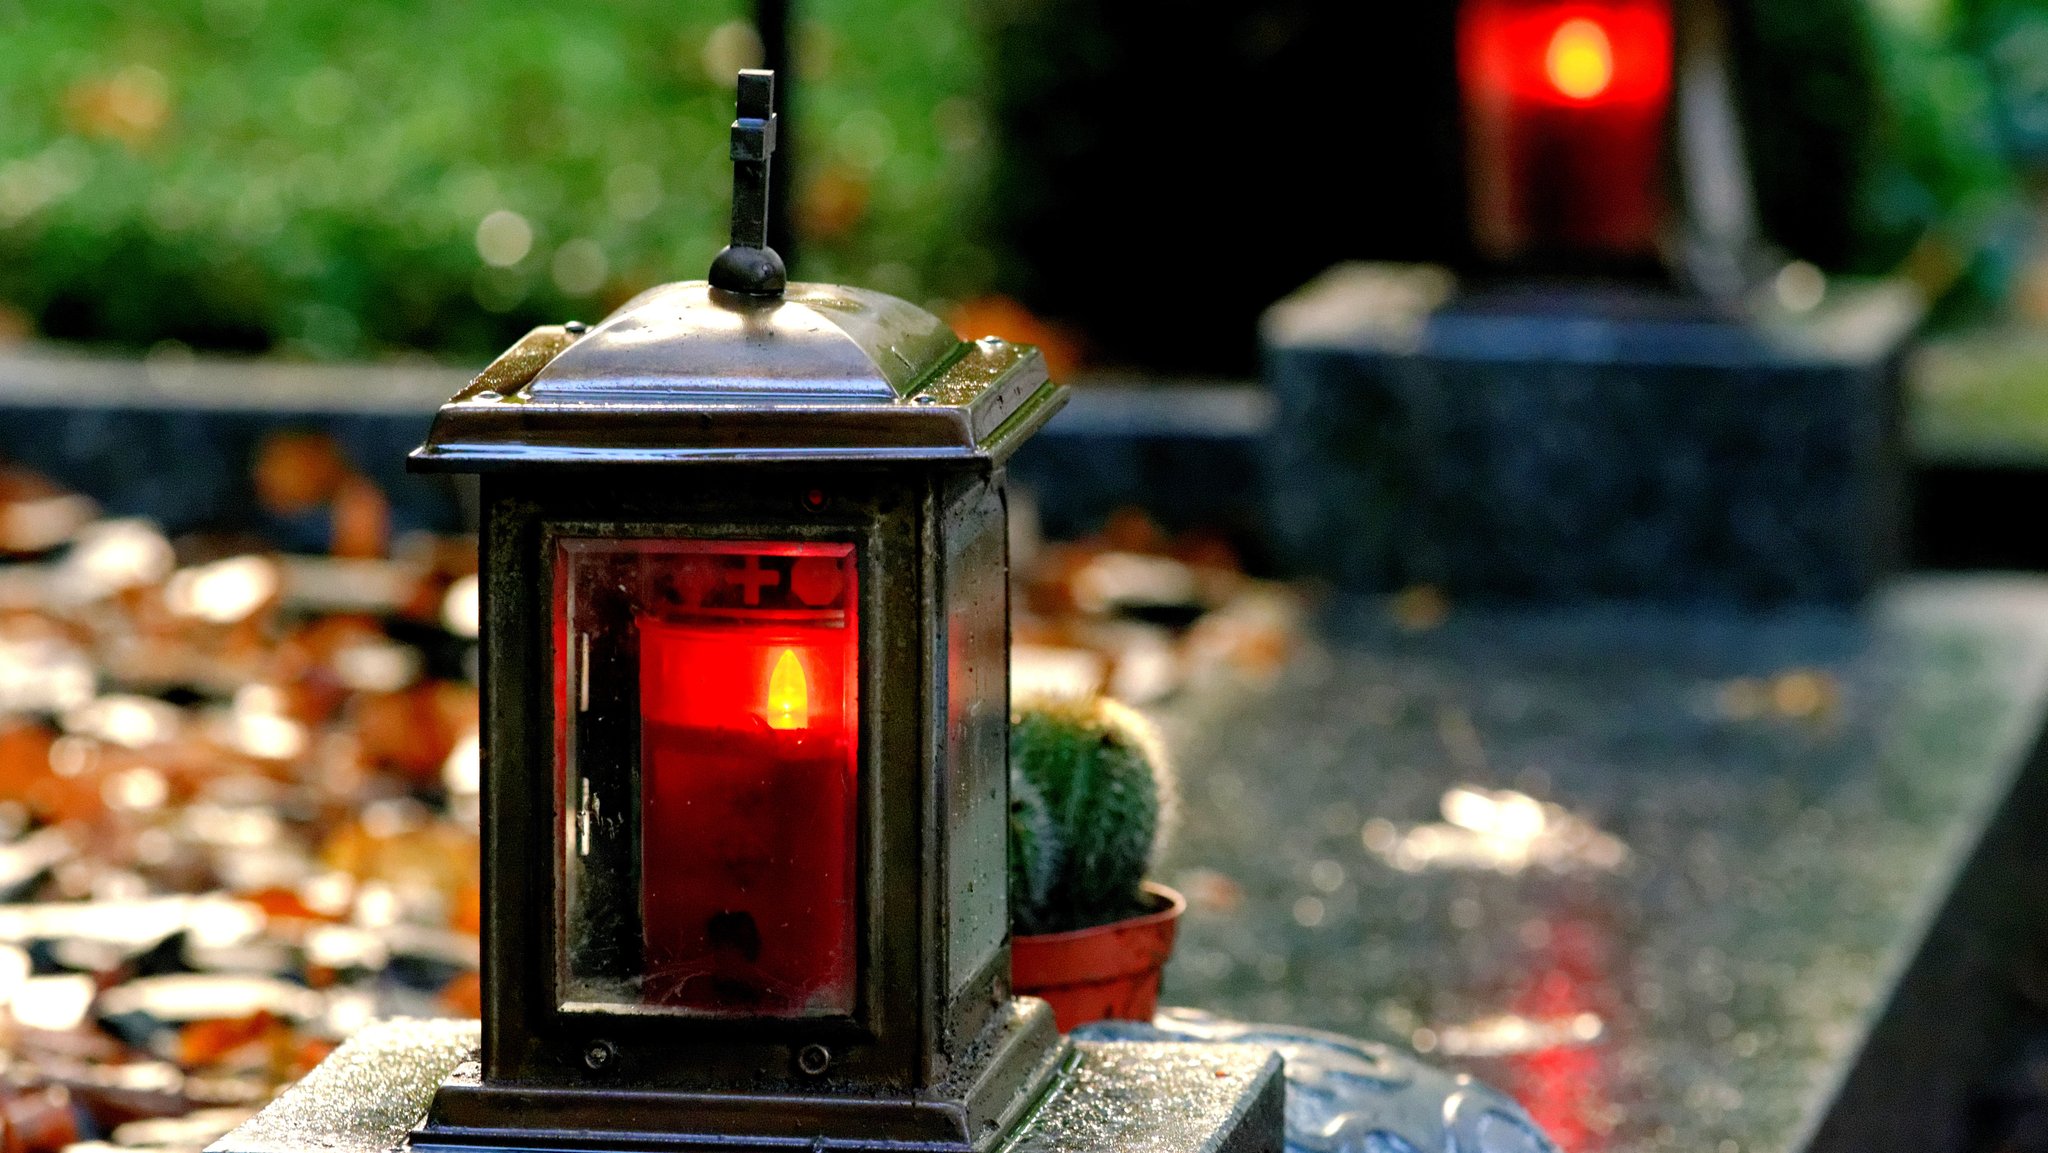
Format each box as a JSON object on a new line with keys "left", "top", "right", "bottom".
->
{"left": 7, "top": 0, "right": 2048, "bottom": 361}
{"left": 1747, "top": 0, "right": 2048, "bottom": 317}
{"left": 1856, "top": 0, "right": 2032, "bottom": 313}
{"left": 1913, "top": 331, "right": 2048, "bottom": 461}
{"left": 0, "top": 0, "right": 993, "bottom": 360}
{"left": 797, "top": 0, "right": 996, "bottom": 305}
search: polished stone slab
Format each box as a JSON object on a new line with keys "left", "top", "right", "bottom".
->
{"left": 1151, "top": 577, "right": 2048, "bottom": 1153}
{"left": 1077, "top": 1010, "right": 1558, "bottom": 1153}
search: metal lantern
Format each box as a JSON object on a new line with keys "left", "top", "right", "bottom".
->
{"left": 407, "top": 70, "right": 1065, "bottom": 1151}
{"left": 201, "top": 72, "right": 1283, "bottom": 1153}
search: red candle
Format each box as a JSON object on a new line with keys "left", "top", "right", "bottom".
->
{"left": 1459, "top": 0, "right": 1674, "bottom": 262}
{"left": 637, "top": 611, "right": 857, "bottom": 1015}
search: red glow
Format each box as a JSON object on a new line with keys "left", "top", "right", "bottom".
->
{"left": 1461, "top": 0, "right": 1671, "bottom": 108}
{"left": 1545, "top": 19, "right": 1613, "bottom": 101}
{"left": 1506, "top": 970, "right": 1604, "bottom": 1150}
{"left": 554, "top": 538, "right": 859, "bottom": 1017}
{"left": 1502, "top": 912, "right": 1620, "bottom": 1152}
{"left": 638, "top": 615, "right": 852, "bottom": 736}
{"left": 636, "top": 545, "right": 858, "bottom": 1015}
{"left": 1457, "top": 0, "right": 1674, "bottom": 260}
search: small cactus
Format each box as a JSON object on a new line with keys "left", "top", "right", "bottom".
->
{"left": 1008, "top": 768, "right": 1058, "bottom": 922}
{"left": 1008, "top": 696, "right": 1172, "bottom": 935}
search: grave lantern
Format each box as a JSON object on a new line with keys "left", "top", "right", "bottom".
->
{"left": 261, "top": 71, "right": 1281, "bottom": 1153}
{"left": 1458, "top": 0, "right": 1676, "bottom": 266}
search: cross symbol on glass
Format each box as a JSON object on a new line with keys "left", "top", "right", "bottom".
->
{"left": 729, "top": 555, "right": 780, "bottom": 606}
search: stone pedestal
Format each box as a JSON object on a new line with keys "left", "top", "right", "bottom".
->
{"left": 1261, "top": 264, "right": 1922, "bottom": 603}
{"left": 207, "top": 1019, "right": 1283, "bottom": 1153}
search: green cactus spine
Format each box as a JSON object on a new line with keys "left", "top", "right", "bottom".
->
{"left": 1008, "top": 696, "right": 1169, "bottom": 935}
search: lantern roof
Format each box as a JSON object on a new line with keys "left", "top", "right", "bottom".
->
{"left": 406, "top": 290, "right": 1062, "bottom": 470}
{"left": 411, "top": 69, "right": 1063, "bottom": 472}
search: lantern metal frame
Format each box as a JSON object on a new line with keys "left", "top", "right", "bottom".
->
{"left": 409, "top": 329, "right": 1069, "bottom": 1150}
{"left": 404, "top": 79, "right": 1071, "bottom": 1139}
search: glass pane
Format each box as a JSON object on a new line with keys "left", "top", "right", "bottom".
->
{"left": 943, "top": 491, "right": 1007, "bottom": 990}
{"left": 556, "top": 538, "right": 859, "bottom": 1017}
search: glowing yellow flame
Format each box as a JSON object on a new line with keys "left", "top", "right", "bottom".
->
{"left": 766, "top": 648, "right": 809, "bottom": 730}
{"left": 1546, "top": 18, "right": 1614, "bottom": 101}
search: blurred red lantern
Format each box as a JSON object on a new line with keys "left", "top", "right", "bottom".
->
{"left": 1459, "top": 0, "right": 1675, "bottom": 265}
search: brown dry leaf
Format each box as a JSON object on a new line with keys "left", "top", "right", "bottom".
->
{"left": 177, "top": 1014, "right": 278, "bottom": 1070}
{"left": 1769, "top": 670, "right": 1838, "bottom": 720}
{"left": 0, "top": 304, "right": 33, "bottom": 345}
{"left": 1389, "top": 585, "right": 1450, "bottom": 633}
{"left": 252, "top": 433, "right": 350, "bottom": 516}
{"left": 946, "top": 296, "right": 1085, "bottom": 380}
{"left": 352, "top": 681, "right": 476, "bottom": 781}
{"left": 438, "top": 971, "right": 483, "bottom": 1018}
{"left": 1177, "top": 867, "right": 1244, "bottom": 914}
{"left": 329, "top": 476, "right": 390, "bottom": 560}
{"left": 798, "top": 165, "right": 869, "bottom": 240}
{"left": 1098, "top": 508, "right": 1169, "bottom": 556}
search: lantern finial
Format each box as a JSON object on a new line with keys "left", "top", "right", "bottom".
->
{"left": 709, "top": 69, "right": 786, "bottom": 296}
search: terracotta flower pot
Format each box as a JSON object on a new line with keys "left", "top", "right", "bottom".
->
{"left": 1011, "top": 881, "right": 1185, "bottom": 1032}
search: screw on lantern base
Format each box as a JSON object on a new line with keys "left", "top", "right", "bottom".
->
{"left": 710, "top": 69, "right": 787, "bottom": 298}
{"left": 796, "top": 1043, "right": 832, "bottom": 1076}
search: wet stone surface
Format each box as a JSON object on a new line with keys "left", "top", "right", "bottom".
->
{"left": 207, "top": 1019, "right": 476, "bottom": 1153}
{"left": 1149, "top": 577, "right": 2048, "bottom": 1153}
{"left": 1077, "top": 1010, "right": 1558, "bottom": 1153}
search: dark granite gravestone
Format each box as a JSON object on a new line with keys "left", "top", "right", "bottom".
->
{"left": 1261, "top": 264, "right": 1923, "bottom": 604}
{"left": 0, "top": 345, "right": 469, "bottom": 545}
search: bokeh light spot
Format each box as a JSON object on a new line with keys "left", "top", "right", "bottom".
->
{"left": 1545, "top": 18, "right": 1614, "bottom": 101}
{"left": 551, "top": 238, "right": 608, "bottom": 297}
{"left": 475, "top": 209, "right": 533, "bottom": 267}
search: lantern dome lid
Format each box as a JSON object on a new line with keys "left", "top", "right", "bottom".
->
{"left": 407, "top": 280, "right": 1064, "bottom": 471}
{"left": 523, "top": 280, "right": 961, "bottom": 405}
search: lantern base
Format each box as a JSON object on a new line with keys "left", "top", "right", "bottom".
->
{"left": 208, "top": 1017, "right": 1284, "bottom": 1153}
{"left": 412, "top": 999, "right": 1067, "bottom": 1153}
